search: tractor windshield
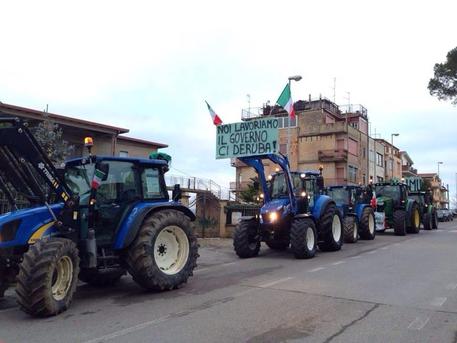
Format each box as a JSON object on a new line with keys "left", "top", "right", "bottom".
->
{"left": 64, "top": 164, "right": 95, "bottom": 205}
{"left": 327, "top": 188, "right": 349, "bottom": 205}
{"left": 270, "top": 173, "right": 288, "bottom": 199}
{"left": 375, "top": 185, "right": 401, "bottom": 202}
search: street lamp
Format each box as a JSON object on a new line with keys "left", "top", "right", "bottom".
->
{"left": 390, "top": 133, "right": 399, "bottom": 179}
{"left": 286, "top": 75, "right": 302, "bottom": 161}
{"left": 437, "top": 161, "right": 443, "bottom": 177}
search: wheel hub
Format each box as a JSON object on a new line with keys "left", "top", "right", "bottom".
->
{"left": 154, "top": 226, "right": 190, "bottom": 275}
{"left": 51, "top": 256, "right": 73, "bottom": 301}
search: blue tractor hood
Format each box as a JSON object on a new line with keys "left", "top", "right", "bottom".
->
{"left": 0, "top": 203, "right": 64, "bottom": 248}
{"left": 260, "top": 198, "right": 290, "bottom": 216}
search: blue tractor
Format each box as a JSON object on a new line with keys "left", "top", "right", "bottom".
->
{"left": 325, "top": 185, "right": 376, "bottom": 243}
{"left": 233, "top": 154, "right": 343, "bottom": 259}
{"left": 0, "top": 118, "right": 198, "bottom": 317}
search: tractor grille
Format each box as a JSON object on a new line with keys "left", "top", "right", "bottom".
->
{"left": 377, "top": 204, "right": 385, "bottom": 212}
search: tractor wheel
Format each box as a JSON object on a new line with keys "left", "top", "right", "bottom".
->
{"left": 290, "top": 218, "right": 317, "bottom": 259}
{"left": 233, "top": 219, "right": 260, "bottom": 258}
{"left": 359, "top": 207, "right": 376, "bottom": 240}
{"left": 79, "top": 268, "right": 126, "bottom": 287}
{"left": 317, "top": 204, "right": 343, "bottom": 252}
{"left": 423, "top": 212, "right": 432, "bottom": 231}
{"left": 407, "top": 203, "right": 421, "bottom": 234}
{"left": 393, "top": 210, "right": 407, "bottom": 236}
{"left": 265, "top": 233, "right": 289, "bottom": 251}
{"left": 16, "top": 238, "right": 80, "bottom": 317}
{"left": 343, "top": 216, "right": 358, "bottom": 243}
{"left": 432, "top": 209, "right": 438, "bottom": 230}
{"left": 0, "top": 280, "right": 8, "bottom": 298}
{"left": 126, "top": 210, "right": 198, "bottom": 291}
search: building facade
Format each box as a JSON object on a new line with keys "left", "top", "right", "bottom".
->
{"left": 0, "top": 102, "right": 167, "bottom": 158}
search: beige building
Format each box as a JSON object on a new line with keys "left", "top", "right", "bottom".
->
{"left": 233, "top": 98, "right": 374, "bottom": 193}
{"left": 374, "top": 139, "right": 402, "bottom": 181}
{"left": 418, "top": 173, "right": 449, "bottom": 208}
{"left": 0, "top": 102, "right": 167, "bottom": 158}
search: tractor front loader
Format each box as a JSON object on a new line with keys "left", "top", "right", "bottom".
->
{"left": 0, "top": 118, "right": 198, "bottom": 317}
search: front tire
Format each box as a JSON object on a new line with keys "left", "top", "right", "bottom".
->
{"left": 79, "top": 268, "right": 126, "bottom": 287}
{"left": 16, "top": 238, "right": 80, "bottom": 317}
{"left": 359, "top": 207, "right": 376, "bottom": 240}
{"left": 343, "top": 216, "right": 358, "bottom": 243}
{"left": 432, "top": 209, "right": 438, "bottom": 229}
{"left": 393, "top": 210, "right": 407, "bottom": 236}
{"left": 290, "top": 218, "right": 317, "bottom": 259}
{"left": 233, "top": 219, "right": 260, "bottom": 258}
{"left": 407, "top": 204, "right": 421, "bottom": 234}
{"left": 423, "top": 212, "right": 432, "bottom": 230}
{"left": 126, "top": 210, "right": 198, "bottom": 291}
{"left": 317, "top": 204, "right": 343, "bottom": 252}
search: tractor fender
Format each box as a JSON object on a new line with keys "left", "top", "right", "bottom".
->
{"left": 113, "top": 202, "right": 196, "bottom": 250}
{"left": 294, "top": 213, "right": 314, "bottom": 220}
{"left": 355, "top": 204, "right": 368, "bottom": 222}
{"left": 311, "top": 195, "right": 334, "bottom": 221}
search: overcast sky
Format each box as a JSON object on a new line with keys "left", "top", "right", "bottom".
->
{"left": 1, "top": 0, "right": 456, "bottom": 205}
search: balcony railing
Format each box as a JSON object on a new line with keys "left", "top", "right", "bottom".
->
{"left": 318, "top": 149, "right": 348, "bottom": 162}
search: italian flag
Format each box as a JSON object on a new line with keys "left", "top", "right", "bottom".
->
{"left": 91, "top": 169, "right": 106, "bottom": 189}
{"left": 205, "top": 101, "right": 223, "bottom": 126}
{"left": 276, "top": 83, "right": 295, "bottom": 120}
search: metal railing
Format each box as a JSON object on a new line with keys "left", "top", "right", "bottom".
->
{"left": 166, "top": 174, "right": 236, "bottom": 201}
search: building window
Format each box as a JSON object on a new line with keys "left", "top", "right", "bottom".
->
{"left": 348, "top": 138, "right": 358, "bottom": 156}
{"left": 377, "top": 176, "right": 384, "bottom": 182}
{"left": 277, "top": 116, "right": 297, "bottom": 129}
{"left": 119, "top": 151, "right": 129, "bottom": 157}
{"left": 348, "top": 165, "right": 358, "bottom": 183}
{"left": 350, "top": 122, "right": 359, "bottom": 129}
{"left": 279, "top": 144, "right": 287, "bottom": 154}
{"left": 362, "top": 147, "right": 366, "bottom": 159}
{"left": 376, "top": 153, "right": 383, "bottom": 167}
{"left": 362, "top": 173, "right": 366, "bottom": 185}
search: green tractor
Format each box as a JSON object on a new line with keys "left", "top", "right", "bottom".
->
{"left": 374, "top": 182, "right": 421, "bottom": 236}
{"left": 409, "top": 191, "right": 438, "bottom": 230}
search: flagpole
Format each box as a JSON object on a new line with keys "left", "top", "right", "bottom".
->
{"left": 286, "top": 75, "right": 302, "bottom": 166}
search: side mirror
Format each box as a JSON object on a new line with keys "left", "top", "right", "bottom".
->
{"left": 172, "top": 184, "right": 182, "bottom": 202}
{"left": 95, "top": 162, "right": 109, "bottom": 181}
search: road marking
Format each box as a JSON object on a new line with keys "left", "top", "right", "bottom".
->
{"left": 258, "top": 277, "right": 293, "bottom": 288}
{"left": 367, "top": 250, "right": 377, "bottom": 254}
{"left": 449, "top": 230, "right": 457, "bottom": 233}
{"left": 221, "top": 262, "right": 237, "bottom": 267}
{"left": 195, "top": 267, "right": 210, "bottom": 273}
{"left": 445, "top": 283, "right": 457, "bottom": 291}
{"left": 380, "top": 246, "right": 389, "bottom": 250}
{"left": 349, "top": 255, "right": 361, "bottom": 259}
{"left": 430, "top": 297, "right": 447, "bottom": 307}
{"left": 408, "top": 316, "right": 430, "bottom": 330}
{"left": 393, "top": 243, "right": 401, "bottom": 246}
{"left": 83, "top": 315, "right": 171, "bottom": 343}
{"left": 331, "top": 261, "right": 346, "bottom": 266}
{"left": 308, "top": 267, "right": 325, "bottom": 273}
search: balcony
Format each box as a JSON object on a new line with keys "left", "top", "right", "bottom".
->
{"left": 229, "top": 181, "right": 251, "bottom": 191}
{"left": 318, "top": 149, "right": 348, "bottom": 162}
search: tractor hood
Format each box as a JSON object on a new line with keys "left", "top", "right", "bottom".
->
{"left": 376, "top": 195, "right": 392, "bottom": 206}
{"left": 0, "top": 204, "right": 64, "bottom": 248}
{"left": 260, "top": 198, "right": 290, "bottom": 215}
{"left": 260, "top": 198, "right": 290, "bottom": 224}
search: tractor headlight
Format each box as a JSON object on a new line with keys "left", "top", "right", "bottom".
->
{"left": 301, "top": 191, "right": 306, "bottom": 197}
{"left": 269, "top": 211, "right": 278, "bottom": 223}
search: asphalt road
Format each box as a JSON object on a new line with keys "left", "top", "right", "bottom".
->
{"left": 1, "top": 221, "right": 457, "bottom": 343}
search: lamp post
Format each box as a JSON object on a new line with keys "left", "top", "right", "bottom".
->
{"left": 390, "top": 133, "right": 399, "bottom": 179}
{"left": 287, "top": 75, "right": 302, "bottom": 162}
{"left": 437, "top": 161, "right": 443, "bottom": 178}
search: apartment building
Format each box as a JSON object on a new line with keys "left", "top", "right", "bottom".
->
{"left": 374, "top": 138, "right": 402, "bottom": 181}
{"left": 233, "top": 98, "right": 374, "bottom": 193}
{"left": 418, "top": 173, "right": 449, "bottom": 208}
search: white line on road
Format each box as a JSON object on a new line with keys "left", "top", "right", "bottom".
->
{"left": 258, "top": 277, "right": 294, "bottom": 288}
{"left": 221, "top": 262, "right": 237, "bottom": 267}
{"left": 380, "top": 246, "right": 389, "bottom": 250}
{"left": 408, "top": 316, "right": 430, "bottom": 330}
{"left": 308, "top": 267, "right": 325, "bottom": 273}
{"left": 331, "top": 261, "right": 346, "bottom": 266}
{"left": 430, "top": 297, "right": 447, "bottom": 307}
{"left": 349, "top": 255, "right": 361, "bottom": 259}
{"left": 445, "top": 283, "right": 457, "bottom": 291}
{"left": 367, "top": 250, "right": 378, "bottom": 254}
{"left": 449, "top": 230, "right": 457, "bottom": 233}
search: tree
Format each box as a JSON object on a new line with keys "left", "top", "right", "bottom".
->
{"left": 31, "top": 117, "right": 74, "bottom": 165}
{"left": 239, "top": 177, "right": 261, "bottom": 203}
{"left": 428, "top": 47, "right": 457, "bottom": 105}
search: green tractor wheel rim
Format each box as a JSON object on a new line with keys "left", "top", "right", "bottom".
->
{"left": 332, "top": 215, "right": 342, "bottom": 242}
{"left": 154, "top": 226, "right": 189, "bottom": 275}
{"left": 51, "top": 256, "right": 74, "bottom": 301}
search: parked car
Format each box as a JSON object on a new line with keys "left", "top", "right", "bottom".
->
{"left": 437, "top": 209, "right": 446, "bottom": 222}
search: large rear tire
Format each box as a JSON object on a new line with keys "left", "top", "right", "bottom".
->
{"left": 79, "top": 268, "right": 126, "bottom": 287}
{"left": 290, "top": 218, "right": 317, "bottom": 259}
{"left": 16, "top": 238, "right": 80, "bottom": 317}
{"left": 126, "top": 210, "right": 198, "bottom": 291}
{"left": 359, "top": 207, "right": 376, "bottom": 240}
{"left": 407, "top": 203, "right": 421, "bottom": 234}
{"left": 393, "top": 210, "right": 407, "bottom": 236}
{"left": 343, "top": 216, "right": 358, "bottom": 243}
{"left": 317, "top": 204, "right": 343, "bottom": 252}
{"left": 233, "top": 219, "right": 260, "bottom": 258}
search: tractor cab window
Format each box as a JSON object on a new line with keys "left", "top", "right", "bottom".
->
{"left": 142, "top": 167, "right": 167, "bottom": 200}
{"left": 375, "top": 185, "right": 401, "bottom": 202}
{"left": 64, "top": 164, "right": 95, "bottom": 206}
{"left": 327, "top": 188, "right": 349, "bottom": 205}
{"left": 271, "top": 173, "right": 288, "bottom": 199}
{"left": 96, "top": 161, "right": 140, "bottom": 204}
